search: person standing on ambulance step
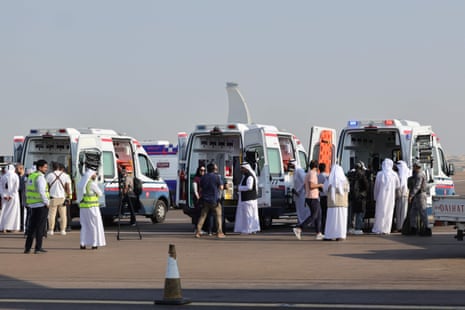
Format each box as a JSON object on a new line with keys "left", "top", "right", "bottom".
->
{"left": 24, "top": 160, "right": 49, "bottom": 254}
{"left": 372, "top": 158, "right": 400, "bottom": 235}
{"left": 234, "top": 162, "right": 260, "bottom": 234}
{"left": 195, "top": 163, "right": 225, "bottom": 238}
{"left": 78, "top": 168, "right": 106, "bottom": 249}
{"left": 46, "top": 162, "right": 72, "bottom": 236}
{"left": 293, "top": 160, "right": 324, "bottom": 240}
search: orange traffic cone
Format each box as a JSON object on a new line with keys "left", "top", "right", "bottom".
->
{"left": 154, "top": 244, "right": 191, "bottom": 305}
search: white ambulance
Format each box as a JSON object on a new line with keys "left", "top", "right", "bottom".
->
{"left": 141, "top": 138, "right": 181, "bottom": 208}
{"left": 176, "top": 123, "right": 307, "bottom": 228}
{"left": 308, "top": 119, "right": 455, "bottom": 225}
{"left": 16, "top": 128, "right": 170, "bottom": 225}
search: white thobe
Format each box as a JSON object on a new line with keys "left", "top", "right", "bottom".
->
{"left": 293, "top": 167, "right": 310, "bottom": 224}
{"left": 372, "top": 160, "right": 400, "bottom": 234}
{"left": 234, "top": 175, "right": 260, "bottom": 234}
{"left": 0, "top": 170, "right": 21, "bottom": 231}
{"left": 79, "top": 171, "right": 106, "bottom": 247}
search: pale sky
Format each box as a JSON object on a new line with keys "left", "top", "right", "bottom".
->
{"left": 1, "top": 0, "right": 464, "bottom": 157}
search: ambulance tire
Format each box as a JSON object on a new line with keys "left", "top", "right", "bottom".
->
{"left": 260, "top": 214, "right": 273, "bottom": 230}
{"left": 151, "top": 200, "right": 167, "bottom": 223}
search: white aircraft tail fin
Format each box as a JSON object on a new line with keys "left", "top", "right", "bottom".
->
{"left": 226, "top": 82, "right": 252, "bottom": 124}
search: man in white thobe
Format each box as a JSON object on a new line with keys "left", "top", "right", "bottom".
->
{"left": 233, "top": 162, "right": 260, "bottom": 234}
{"left": 288, "top": 159, "right": 310, "bottom": 224}
{"left": 0, "top": 164, "right": 21, "bottom": 232}
{"left": 78, "top": 169, "right": 106, "bottom": 249}
{"left": 395, "top": 160, "right": 410, "bottom": 231}
{"left": 372, "top": 158, "right": 400, "bottom": 234}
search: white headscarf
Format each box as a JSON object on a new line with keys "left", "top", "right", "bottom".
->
{"left": 6, "top": 164, "right": 15, "bottom": 175}
{"left": 77, "top": 168, "right": 96, "bottom": 202}
{"left": 241, "top": 162, "right": 258, "bottom": 193}
{"left": 396, "top": 160, "right": 410, "bottom": 189}
{"left": 378, "top": 158, "right": 398, "bottom": 187}
{"left": 289, "top": 158, "right": 300, "bottom": 169}
{"left": 324, "top": 164, "right": 347, "bottom": 202}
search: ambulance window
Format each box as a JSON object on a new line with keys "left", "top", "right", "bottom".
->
{"left": 138, "top": 154, "right": 156, "bottom": 178}
{"left": 102, "top": 151, "right": 115, "bottom": 179}
{"left": 298, "top": 150, "right": 307, "bottom": 170}
{"left": 267, "top": 148, "right": 282, "bottom": 176}
{"left": 438, "top": 148, "right": 447, "bottom": 175}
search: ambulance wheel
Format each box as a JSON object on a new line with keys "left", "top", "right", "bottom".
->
{"left": 260, "top": 215, "right": 273, "bottom": 229}
{"left": 151, "top": 200, "right": 167, "bottom": 223}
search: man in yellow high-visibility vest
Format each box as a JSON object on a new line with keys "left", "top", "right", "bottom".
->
{"left": 24, "top": 160, "right": 49, "bottom": 254}
{"left": 78, "top": 168, "right": 106, "bottom": 250}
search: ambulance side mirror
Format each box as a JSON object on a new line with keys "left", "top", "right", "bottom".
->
{"left": 448, "top": 163, "right": 455, "bottom": 176}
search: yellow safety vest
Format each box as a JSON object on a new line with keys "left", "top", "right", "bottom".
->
{"left": 26, "top": 171, "right": 50, "bottom": 205}
{"left": 80, "top": 180, "right": 99, "bottom": 208}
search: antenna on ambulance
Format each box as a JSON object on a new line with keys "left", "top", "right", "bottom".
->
{"left": 226, "top": 82, "right": 252, "bottom": 124}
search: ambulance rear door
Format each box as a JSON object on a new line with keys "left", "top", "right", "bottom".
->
{"left": 244, "top": 127, "right": 271, "bottom": 207}
{"left": 308, "top": 126, "right": 336, "bottom": 174}
{"left": 76, "top": 134, "right": 105, "bottom": 206}
{"left": 176, "top": 132, "right": 189, "bottom": 208}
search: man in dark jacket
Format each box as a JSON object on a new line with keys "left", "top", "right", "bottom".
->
{"left": 195, "top": 163, "right": 225, "bottom": 239}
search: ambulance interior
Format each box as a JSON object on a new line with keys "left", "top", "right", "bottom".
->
{"left": 339, "top": 129, "right": 401, "bottom": 174}
{"left": 23, "top": 137, "right": 72, "bottom": 174}
{"left": 188, "top": 134, "right": 242, "bottom": 204}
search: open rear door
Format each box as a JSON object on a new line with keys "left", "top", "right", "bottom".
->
{"left": 76, "top": 135, "right": 105, "bottom": 206}
{"left": 176, "top": 132, "right": 189, "bottom": 207}
{"left": 244, "top": 127, "right": 271, "bottom": 207}
{"left": 308, "top": 126, "right": 336, "bottom": 174}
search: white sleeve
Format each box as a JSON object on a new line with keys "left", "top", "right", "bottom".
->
{"left": 91, "top": 181, "right": 103, "bottom": 197}
{"left": 238, "top": 176, "right": 254, "bottom": 191}
{"left": 38, "top": 175, "right": 50, "bottom": 205}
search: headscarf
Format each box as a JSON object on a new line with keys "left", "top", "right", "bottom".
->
{"left": 3, "top": 164, "right": 18, "bottom": 195}
{"left": 288, "top": 158, "right": 300, "bottom": 169}
{"left": 396, "top": 160, "right": 410, "bottom": 189}
{"left": 324, "top": 164, "right": 347, "bottom": 202}
{"left": 77, "top": 168, "right": 96, "bottom": 202}
{"left": 6, "top": 164, "right": 16, "bottom": 175}
{"left": 241, "top": 162, "right": 258, "bottom": 193}
{"left": 378, "top": 158, "right": 397, "bottom": 187}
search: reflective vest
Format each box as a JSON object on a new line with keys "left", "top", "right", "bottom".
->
{"left": 26, "top": 171, "right": 49, "bottom": 205}
{"left": 80, "top": 180, "right": 99, "bottom": 208}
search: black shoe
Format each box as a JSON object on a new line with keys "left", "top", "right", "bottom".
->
{"left": 80, "top": 245, "right": 86, "bottom": 250}
{"left": 24, "top": 249, "right": 31, "bottom": 254}
{"left": 34, "top": 248, "right": 47, "bottom": 254}
{"left": 91, "top": 246, "right": 98, "bottom": 250}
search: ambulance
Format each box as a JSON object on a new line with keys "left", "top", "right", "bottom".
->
{"left": 16, "top": 128, "right": 170, "bottom": 225}
{"left": 308, "top": 119, "right": 455, "bottom": 225}
{"left": 141, "top": 138, "right": 181, "bottom": 208}
{"left": 176, "top": 123, "right": 307, "bottom": 228}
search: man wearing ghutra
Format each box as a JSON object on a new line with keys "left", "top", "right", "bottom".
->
{"left": 234, "top": 162, "right": 260, "bottom": 234}
{"left": 372, "top": 158, "right": 400, "bottom": 235}
{"left": 323, "top": 164, "right": 349, "bottom": 240}
{"left": 78, "top": 168, "right": 106, "bottom": 249}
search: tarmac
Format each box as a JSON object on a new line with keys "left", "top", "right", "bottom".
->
{"left": 1, "top": 211, "right": 465, "bottom": 309}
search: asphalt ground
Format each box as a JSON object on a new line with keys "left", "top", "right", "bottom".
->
{"left": 1, "top": 208, "right": 465, "bottom": 310}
